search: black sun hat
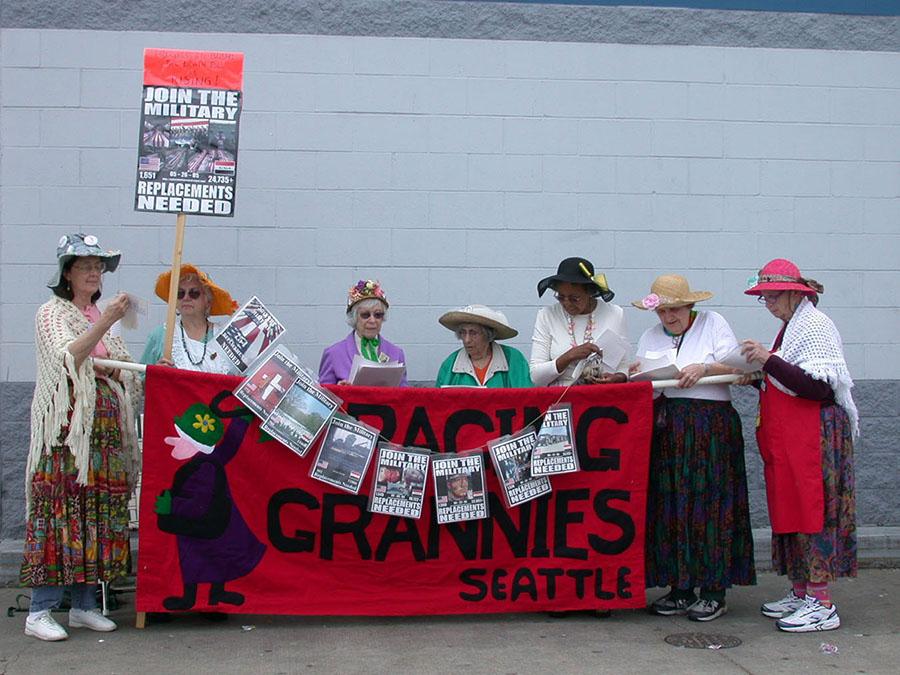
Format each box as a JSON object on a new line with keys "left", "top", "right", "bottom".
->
{"left": 536, "top": 257, "right": 615, "bottom": 302}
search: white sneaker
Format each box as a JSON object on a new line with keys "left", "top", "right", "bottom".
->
{"left": 25, "top": 610, "right": 69, "bottom": 641}
{"left": 761, "top": 590, "right": 806, "bottom": 618}
{"left": 776, "top": 596, "right": 840, "bottom": 633}
{"left": 69, "top": 608, "right": 117, "bottom": 632}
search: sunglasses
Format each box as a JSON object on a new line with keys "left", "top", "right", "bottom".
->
{"left": 359, "top": 311, "right": 385, "bottom": 320}
{"left": 177, "top": 288, "right": 203, "bottom": 300}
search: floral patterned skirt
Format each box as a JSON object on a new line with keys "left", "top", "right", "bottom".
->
{"left": 645, "top": 397, "right": 756, "bottom": 591}
{"left": 20, "top": 379, "right": 132, "bottom": 587}
{"left": 771, "top": 403, "right": 857, "bottom": 583}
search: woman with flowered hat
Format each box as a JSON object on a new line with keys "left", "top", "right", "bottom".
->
{"left": 141, "top": 264, "right": 238, "bottom": 373}
{"left": 633, "top": 274, "right": 755, "bottom": 623}
{"left": 529, "top": 257, "right": 630, "bottom": 386}
{"left": 318, "top": 280, "right": 408, "bottom": 386}
{"left": 21, "top": 234, "right": 140, "bottom": 641}
{"left": 741, "top": 259, "right": 857, "bottom": 634}
{"left": 435, "top": 305, "right": 532, "bottom": 388}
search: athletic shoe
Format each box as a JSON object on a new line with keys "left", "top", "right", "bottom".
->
{"left": 761, "top": 590, "right": 806, "bottom": 618}
{"left": 25, "top": 610, "right": 69, "bottom": 641}
{"left": 649, "top": 591, "right": 698, "bottom": 616}
{"left": 69, "top": 608, "right": 117, "bottom": 632}
{"left": 687, "top": 599, "right": 728, "bottom": 622}
{"left": 776, "top": 596, "right": 840, "bottom": 633}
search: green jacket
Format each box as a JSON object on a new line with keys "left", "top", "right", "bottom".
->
{"left": 435, "top": 343, "right": 533, "bottom": 388}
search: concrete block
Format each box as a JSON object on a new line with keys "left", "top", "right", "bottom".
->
{"left": 239, "top": 112, "right": 277, "bottom": 151}
{"left": 539, "top": 80, "right": 616, "bottom": 119}
{"left": 276, "top": 113, "right": 356, "bottom": 151}
{"left": 503, "top": 193, "right": 578, "bottom": 231}
{"left": 854, "top": 381, "right": 900, "bottom": 417}
{"left": 413, "top": 77, "right": 468, "bottom": 115}
{"left": 351, "top": 37, "right": 429, "bottom": 76}
{"left": 616, "top": 157, "right": 689, "bottom": 195}
{"left": 316, "top": 228, "right": 391, "bottom": 266}
{"left": 687, "top": 83, "right": 761, "bottom": 122}
{"left": 865, "top": 344, "right": 900, "bottom": 380}
{"left": 616, "top": 231, "right": 757, "bottom": 270}
{"left": 275, "top": 190, "right": 354, "bottom": 230}
{"left": 503, "top": 40, "right": 594, "bottom": 80}
{"left": 608, "top": 44, "right": 724, "bottom": 84}
{"left": 426, "top": 267, "right": 536, "bottom": 306}
{"left": 469, "top": 155, "right": 541, "bottom": 192}
{"left": 856, "top": 453, "right": 896, "bottom": 490}
{"left": 40, "top": 29, "right": 121, "bottom": 68}
{"left": 239, "top": 149, "right": 315, "bottom": 189}
{"left": 429, "top": 39, "right": 506, "bottom": 78}
{"left": 39, "top": 186, "right": 119, "bottom": 225}
{"left": 353, "top": 190, "right": 429, "bottom": 230}
{"left": 791, "top": 270, "right": 861, "bottom": 308}
{"left": 315, "top": 74, "right": 418, "bottom": 114}
{"left": 542, "top": 156, "right": 615, "bottom": 194}
{"left": 864, "top": 126, "right": 900, "bottom": 162}
{"left": 467, "top": 78, "right": 538, "bottom": 116}
{"left": 391, "top": 229, "right": 467, "bottom": 267}
{"left": 391, "top": 153, "right": 467, "bottom": 191}
{"left": 724, "top": 122, "right": 792, "bottom": 160}
{"left": 863, "top": 198, "right": 900, "bottom": 234}
{"left": 688, "top": 158, "right": 759, "bottom": 196}
{"left": 503, "top": 118, "right": 580, "bottom": 156}
{"left": 789, "top": 124, "right": 866, "bottom": 162}
{"left": 275, "top": 35, "right": 354, "bottom": 74}
{"left": 831, "top": 88, "right": 900, "bottom": 126}
{"left": 316, "top": 151, "right": 392, "bottom": 190}
{"left": 859, "top": 416, "right": 900, "bottom": 454}
{"left": 578, "top": 194, "right": 653, "bottom": 232}
{"left": 352, "top": 115, "right": 429, "bottom": 153}
{"left": 579, "top": 119, "right": 652, "bottom": 157}
{"left": 759, "top": 85, "right": 830, "bottom": 124}
{"left": 757, "top": 232, "right": 897, "bottom": 271}
{"left": 428, "top": 116, "right": 502, "bottom": 154}
{"left": 793, "top": 197, "right": 865, "bottom": 234}
{"left": 275, "top": 266, "right": 351, "bottom": 306}
{"left": 760, "top": 160, "right": 830, "bottom": 197}
{"left": 652, "top": 121, "right": 723, "bottom": 158}
{"left": 537, "top": 230, "right": 616, "bottom": 269}
{"left": 229, "top": 188, "right": 278, "bottom": 228}
{"left": 464, "top": 230, "right": 544, "bottom": 269}
{"left": 40, "top": 109, "right": 120, "bottom": 148}
{"left": 615, "top": 82, "right": 688, "bottom": 120}
{"left": 0, "top": 147, "right": 79, "bottom": 186}
{"left": 0, "top": 343, "right": 35, "bottom": 381}
{"left": 722, "top": 195, "right": 794, "bottom": 233}
{"left": 2, "top": 67, "right": 80, "bottom": 107}
{"left": 179, "top": 226, "right": 237, "bottom": 266}
{"left": 429, "top": 192, "right": 504, "bottom": 230}
{"left": 0, "top": 29, "right": 40, "bottom": 66}
{"left": 0, "top": 304, "right": 36, "bottom": 343}
{"left": 80, "top": 68, "right": 140, "bottom": 109}
{"left": 0, "top": 187, "right": 40, "bottom": 225}
{"left": 863, "top": 272, "right": 900, "bottom": 308}
{"left": 831, "top": 162, "right": 899, "bottom": 199}
{"left": 236, "top": 227, "right": 314, "bottom": 267}
{"left": 1, "top": 108, "right": 40, "bottom": 147}
{"left": 651, "top": 194, "right": 724, "bottom": 232}
{"left": 243, "top": 73, "right": 316, "bottom": 113}
{"left": 0, "top": 263, "right": 57, "bottom": 304}
{"left": 79, "top": 148, "right": 134, "bottom": 186}
{"left": 828, "top": 308, "right": 899, "bottom": 344}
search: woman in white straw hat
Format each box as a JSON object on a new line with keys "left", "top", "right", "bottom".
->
{"left": 632, "top": 274, "right": 755, "bottom": 623}
{"left": 435, "top": 305, "right": 532, "bottom": 388}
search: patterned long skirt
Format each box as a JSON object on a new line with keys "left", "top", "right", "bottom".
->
{"left": 645, "top": 397, "right": 756, "bottom": 591}
{"left": 20, "top": 379, "right": 132, "bottom": 587}
{"left": 772, "top": 403, "right": 857, "bottom": 583}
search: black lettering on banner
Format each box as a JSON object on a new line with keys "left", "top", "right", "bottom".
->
{"left": 510, "top": 568, "right": 538, "bottom": 601}
{"left": 444, "top": 520, "right": 481, "bottom": 560}
{"left": 482, "top": 493, "right": 530, "bottom": 558}
{"left": 268, "top": 488, "right": 319, "bottom": 553}
{"left": 530, "top": 493, "right": 551, "bottom": 558}
{"left": 346, "top": 403, "right": 397, "bottom": 440}
{"left": 536, "top": 568, "right": 564, "bottom": 600}
{"left": 566, "top": 568, "right": 591, "bottom": 599}
{"left": 575, "top": 406, "right": 627, "bottom": 472}
{"left": 617, "top": 566, "right": 633, "bottom": 599}
{"left": 459, "top": 568, "right": 488, "bottom": 601}
{"left": 376, "top": 516, "right": 426, "bottom": 561}
{"left": 495, "top": 408, "right": 517, "bottom": 437}
{"left": 589, "top": 490, "right": 635, "bottom": 555}
{"left": 443, "top": 409, "right": 493, "bottom": 452}
{"left": 553, "top": 489, "right": 589, "bottom": 560}
{"left": 320, "top": 493, "right": 372, "bottom": 561}
{"left": 593, "top": 567, "right": 615, "bottom": 600}
{"left": 491, "top": 568, "right": 508, "bottom": 600}
{"left": 403, "top": 406, "right": 440, "bottom": 451}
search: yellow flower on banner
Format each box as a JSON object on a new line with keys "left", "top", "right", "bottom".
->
{"left": 193, "top": 413, "right": 216, "bottom": 434}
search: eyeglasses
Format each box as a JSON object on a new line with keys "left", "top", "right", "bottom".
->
{"left": 758, "top": 292, "right": 783, "bottom": 305}
{"left": 554, "top": 292, "right": 588, "bottom": 304}
{"left": 177, "top": 288, "right": 203, "bottom": 300}
{"left": 359, "top": 311, "right": 385, "bottom": 320}
{"left": 71, "top": 261, "right": 104, "bottom": 273}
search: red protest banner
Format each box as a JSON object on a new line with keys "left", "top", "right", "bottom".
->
{"left": 143, "top": 48, "right": 244, "bottom": 89}
{"left": 136, "top": 367, "right": 652, "bottom": 616}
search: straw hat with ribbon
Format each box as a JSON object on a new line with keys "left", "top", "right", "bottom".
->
{"left": 633, "top": 274, "right": 713, "bottom": 310}
{"left": 154, "top": 263, "right": 238, "bottom": 316}
{"left": 438, "top": 304, "right": 518, "bottom": 340}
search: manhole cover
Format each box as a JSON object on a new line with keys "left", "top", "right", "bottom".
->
{"left": 665, "top": 632, "right": 742, "bottom": 649}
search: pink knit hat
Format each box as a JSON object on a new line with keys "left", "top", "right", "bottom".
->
{"left": 744, "top": 258, "right": 824, "bottom": 296}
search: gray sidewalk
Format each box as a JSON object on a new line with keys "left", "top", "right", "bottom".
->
{"left": 1, "top": 569, "right": 897, "bottom": 674}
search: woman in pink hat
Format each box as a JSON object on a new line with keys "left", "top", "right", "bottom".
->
{"left": 741, "top": 258, "right": 858, "bottom": 634}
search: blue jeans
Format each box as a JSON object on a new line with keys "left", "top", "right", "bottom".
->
{"left": 30, "top": 584, "right": 97, "bottom": 613}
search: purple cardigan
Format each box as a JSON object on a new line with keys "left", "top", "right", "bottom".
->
{"left": 318, "top": 332, "right": 408, "bottom": 386}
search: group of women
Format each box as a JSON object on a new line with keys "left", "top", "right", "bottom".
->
{"left": 20, "top": 234, "right": 858, "bottom": 640}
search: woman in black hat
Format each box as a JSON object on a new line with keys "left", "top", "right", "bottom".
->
{"left": 530, "top": 257, "right": 630, "bottom": 387}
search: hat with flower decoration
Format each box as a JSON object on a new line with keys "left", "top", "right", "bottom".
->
{"left": 347, "top": 279, "right": 389, "bottom": 312}
{"left": 744, "top": 258, "right": 824, "bottom": 297}
{"left": 632, "top": 274, "right": 713, "bottom": 310}
{"left": 173, "top": 403, "right": 223, "bottom": 452}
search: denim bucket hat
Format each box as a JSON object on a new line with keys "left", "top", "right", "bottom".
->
{"left": 47, "top": 233, "right": 121, "bottom": 292}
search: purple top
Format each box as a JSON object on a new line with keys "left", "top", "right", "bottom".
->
{"left": 318, "top": 331, "right": 408, "bottom": 386}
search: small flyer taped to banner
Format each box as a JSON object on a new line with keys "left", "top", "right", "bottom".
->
{"left": 216, "top": 296, "right": 285, "bottom": 373}
{"left": 368, "top": 443, "right": 430, "bottom": 519}
{"left": 431, "top": 450, "right": 489, "bottom": 524}
{"left": 261, "top": 370, "right": 341, "bottom": 458}
{"left": 488, "top": 426, "right": 552, "bottom": 508}
{"left": 531, "top": 403, "right": 579, "bottom": 476}
{"left": 310, "top": 413, "right": 379, "bottom": 494}
{"left": 234, "top": 346, "right": 304, "bottom": 420}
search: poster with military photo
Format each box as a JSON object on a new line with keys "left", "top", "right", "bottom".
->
{"left": 310, "top": 414, "right": 379, "bottom": 494}
{"left": 531, "top": 403, "right": 579, "bottom": 476}
{"left": 488, "top": 426, "right": 552, "bottom": 509}
{"left": 431, "top": 451, "right": 489, "bottom": 524}
{"left": 215, "top": 296, "right": 286, "bottom": 373}
{"left": 261, "top": 369, "right": 341, "bottom": 458}
{"left": 234, "top": 346, "right": 304, "bottom": 421}
{"left": 368, "top": 444, "right": 430, "bottom": 519}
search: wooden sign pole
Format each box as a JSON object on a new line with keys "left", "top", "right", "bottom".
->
{"left": 162, "top": 212, "right": 187, "bottom": 362}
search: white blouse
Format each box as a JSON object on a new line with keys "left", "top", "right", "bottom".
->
{"left": 529, "top": 301, "right": 630, "bottom": 387}
{"left": 172, "top": 318, "right": 231, "bottom": 374}
{"left": 635, "top": 310, "right": 737, "bottom": 401}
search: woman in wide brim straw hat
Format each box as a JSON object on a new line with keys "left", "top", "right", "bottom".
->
{"left": 740, "top": 259, "right": 857, "bottom": 634}
{"left": 529, "top": 257, "right": 630, "bottom": 387}
{"left": 141, "top": 263, "right": 238, "bottom": 374}
{"left": 318, "top": 280, "right": 408, "bottom": 386}
{"left": 435, "top": 305, "right": 532, "bottom": 388}
{"left": 633, "top": 274, "right": 755, "bottom": 623}
{"left": 22, "top": 233, "right": 140, "bottom": 641}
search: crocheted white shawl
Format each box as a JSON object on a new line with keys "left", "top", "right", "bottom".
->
{"left": 27, "top": 296, "right": 141, "bottom": 514}
{"left": 771, "top": 297, "right": 859, "bottom": 438}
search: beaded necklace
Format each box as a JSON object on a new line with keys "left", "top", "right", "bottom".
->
{"left": 180, "top": 319, "right": 210, "bottom": 367}
{"left": 566, "top": 306, "right": 595, "bottom": 347}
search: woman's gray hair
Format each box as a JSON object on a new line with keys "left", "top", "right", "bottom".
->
{"left": 179, "top": 272, "right": 214, "bottom": 317}
{"left": 456, "top": 323, "right": 495, "bottom": 343}
{"left": 346, "top": 298, "right": 389, "bottom": 327}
